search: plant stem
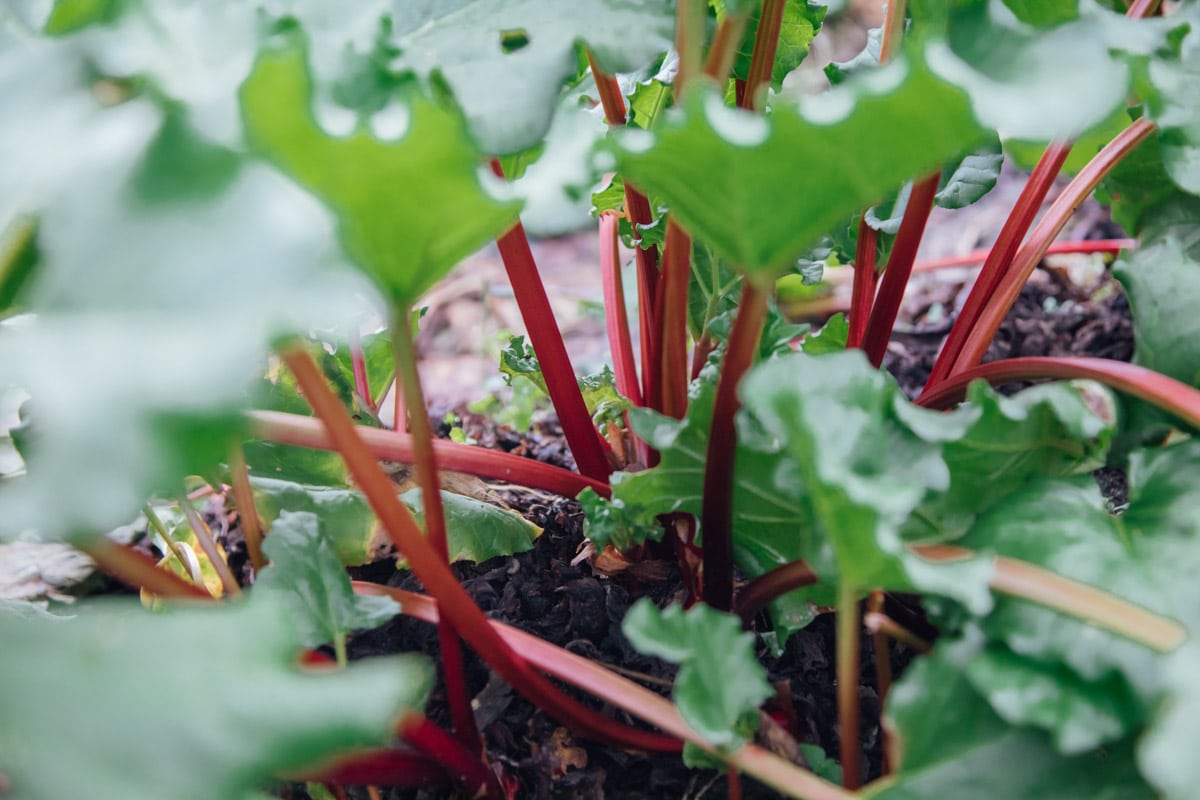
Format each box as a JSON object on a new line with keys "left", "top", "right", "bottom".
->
{"left": 142, "top": 502, "right": 204, "bottom": 585}
{"left": 947, "top": 119, "right": 1155, "bottom": 374}
{"left": 600, "top": 213, "right": 643, "bottom": 407}
{"left": 728, "top": 766, "right": 743, "bottom": 800}
{"left": 701, "top": 282, "right": 770, "bottom": 611}
{"left": 704, "top": 10, "right": 751, "bottom": 83}
{"left": 915, "top": 545, "right": 1186, "bottom": 652}
{"left": 918, "top": 355, "right": 1200, "bottom": 431}
{"left": 860, "top": 171, "right": 942, "bottom": 367}
{"left": 835, "top": 582, "right": 862, "bottom": 791}
{"left": 281, "top": 347, "right": 678, "bottom": 752}
{"left": 866, "top": 590, "right": 894, "bottom": 773}
{"left": 396, "top": 713, "right": 503, "bottom": 799}
{"left": 923, "top": 142, "right": 1073, "bottom": 387}
{"left": 82, "top": 539, "right": 212, "bottom": 600}
{"left": 358, "top": 582, "right": 856, "bottom": 800}
{"left": 349, "top": 327, "right": 373, "bottom": 412}
{"left": 227, "top": 444, "right": 266, "bottom": 572}
{"left": 178, "top": 496, "right": 242, "bottom": 597}
{"left": 864, "top": 608, "right": 932, "bottom": 654}
{"left": 489, "top": 159, "right": 612, "bottom": 482}
{"left": 390, "top": 305, "right": 481, "bottom": 750}
{"left": 655, "top": 221, "right": 693, "bottom": 419}
{"left": 877, "top": 0, "right": 909, "bottom": 63}
{"left": 587, "top": 52, "right": 628, "bottom": 125}
{"left": 740, "top": 0, "right": 787, "bottom": 111}
{"left": 735, "top": 560, "right": 820, "bottom": 624}
{"left": 913, "top": 239, "right": 1133, "bottom": 273}
{"left": 674, "top": 0, "right": 708, "bottom": 98}
{"left": 291, "top": 749, "right": 452, "bottom": 790}
{"left": 846, "top": 219, "right": 878, "bottom": 349}
{"left": 247, "top": 409, "right": 611, "bottom": 499}
{"left": 333, "top": 633, "right": 348, "bottom": 669}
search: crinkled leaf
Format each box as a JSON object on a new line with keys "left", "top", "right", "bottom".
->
{"left": 400, "top": 488, "right": 539, "bottom": 565}
{"left": 1139, "top": 643, "right": 1200, "bottom": 800}
{"left": 623, "top": 599, "right": 771, "bottom": 749}
{"left": 240, "top": 33, "right": 520, "bottom": 307}
{"left": 731, "top": 1, "right": 826, "bottom": 92}
{"left": 800, "top": 313, "right": 849, "bottom": 354}
{"left": 256, "top": 511, "right": 399, "bottom": 649}
{"left": 1115, "top": 236, "right": 1200, "bottom": 387}
{"left": 615, "top": 45, "right": 985, "bottom": 277}
{"left": 867, "top": 636, "right": 1155, "bottom": 799}
{"left": 931, "top": 1, "right": 1180, "bottom": 142}
{"left": 688, "top": 242, "right": 742, "bottom": 341}
{"left": 740, "top": 351, "right": 995, "bottom": 609}
{"left": 935, "top": 141, "right": 1002, "bottom": 209}
{"left": 251, "top": 478, "right": 383, "bottom": 567}
{"left": 500, "top": 336, "right": 628, "bottom": 419}
{"left": 1146, "top": 18, "right": 1200, "bottom": 195}
{"left": 1096, "top": 131, "right": 1184, "bottom": 237}
{"left": 0, "top": 593, "right": 431, "bottom": 800}
{"left": 389, "top": 0, "right": 675, "bottom": 154}
{"left": 908, "top": 379, "right": 1114, "bottom": 541}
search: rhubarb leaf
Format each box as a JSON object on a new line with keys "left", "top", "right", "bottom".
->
{"left": 256, "top": 511, "right": 399, "bottom": 650}
{"left": 240, "top": 32, "right": 521, "bottom": 307}
{"left": 388, "top": 0, "right": 675, "bottom": 154}
{"left": 399, "top": 488, "right": 539, "bottom": 565}
{"left": 251, "top": 478, "right": 383, "bottom": 568}
{"left": 867, "top": 636, "right": 1155, "bottom": 799}
{"left": 731, "top": 0, "right": 826, "bottom": 92}
{"left": 1115, "top": 236, "right": 1200, "bottom": 387}
{"left": 0, "top": 593, "right": 431, "bottom": 800}
{"left": 623, "top": 599, "right": 772, "bottom": 749}
{"left": 615, "top": 45, "right": 985, "bottom": 278}
{"left": 1139, "top": 643, "right": 1200, "bottom": 800}
{"left": 740, "top": 351, "right": 994, "bottom": 607}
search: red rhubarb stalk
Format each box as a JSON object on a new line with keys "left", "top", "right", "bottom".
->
{"left": 489, "top": 159, "right": 612, "bottom": 482}
{"left": 599, "top": 212, "right": 643, "bottom": 406}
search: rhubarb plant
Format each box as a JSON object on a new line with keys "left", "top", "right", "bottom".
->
{"left": 6, "top": 0, "right": 1200, "bottom": 798}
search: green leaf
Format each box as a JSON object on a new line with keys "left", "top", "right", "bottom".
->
{"left": 389, "top": 0, "right": 676, "bottom": 154}
{"left": 909, "top": 379, "right": 1114, "bottom": 541}
{"left": 1115, "top": 236, "right": 1200, "bottom": 387}
{"left": 43, "top": 0, "right": 128, "bottom": 35}
{"left": 1000, "top": 0, "right": 1078, "bottom": 28}
{"left": 256, "top": 511, "right": 399, "bottom": 651}
{"left": 1145, "top": 19, "right": 1200, "bottom": 194}
{"left": 1139, "top": 643, "right": 1200, "bottom": 800}
{"left": 0, "top": 593, "right": 431, "bottom": 800}
{"left": 731, "top": 1, "right": 827, "bottom": 92}
{"left": 935, "top": 141, "right": 1002, "bottom": 209}
{"left": 799, "top": 313, "right": 849, "bottom": 354}
{"left": 1096, "top": 131, "right": 1184, "bottom": 237}
{"left": 400, "top": 488, "right": 539, "bottom": 565}
{"left": 240, "top": 33, "right": 521, "bottom": 308}
{"left": 622, "top": 599, "right": 772, "bottom": 750}
{"left": 251, "top": 478, "right": 384, "bottom": 568}
{"left": 740, "top": 351, "right": 995, "bottom": 607}
{"left": 688, "top": 242, "right": 742, "bottom": 341}
{"left": 499, "top": 336, "right": 629, "bottom": 419}
{"left": 615, "top": 44, "right": 985, "bottom": 277}
{"left": 866, "top": 636, "right": 1155, "bottom": 799}
{"left": 933, "top": 2, "right": 1179, "bottom": 142}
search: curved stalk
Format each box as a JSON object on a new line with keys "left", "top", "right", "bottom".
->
{"left": 82, "top": 539, "right": 213, "bottom": 600}
{"left": 281, "top": 346, "right": 678, "bottom": 753}
{"left": 701, "top": 282, "right": 770, "bottom": 610}
{"left": 917, "top": 355, "right": 1200, "bottom": 431}
{"left": 247, "top": 409, "right": 611, "bottom": 499}
{"left": 390, "top": 306, "right": 480, "bottom": 750}
{"left": 178, "top": 498, "right": 241, "bottom": 597}
{"left": 735, "top": 561, "right": 820, "bottom": 624}
{"left": 356, "top": 582, "right": 855, "bottom": 800}
{"left": 948, "top": 119, "right": 1154, "bottom": 375}
{"left": 396, "top": 713, "right": 502, "bottom": 799}
{"left": 740, "top": 0, "right": 787, "bottom": 111}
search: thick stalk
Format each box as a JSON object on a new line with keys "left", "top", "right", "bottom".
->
{"left": 947, "top": 120, "right": 1155, "bottom": 374}
{"left": 877, "top": 0, "right": 909, "bottom": 63}
{"left": 701, "top": 282, "right": 770, "bottom": 610}
{"left": 864, "top": 609, "right": 932, "bottom": 654}
{"left": 349, "top": 328, "right": 373, "bottom": 412}
{"left": 735, "top": 560, "right": 819, "bottom": 625}
{"left": 655, "top": 221, "right": 693, "bottom": 419}
{"left": 674, "top": 0, "right": 708, "bottom": 99}
{"left": 599, "top": 213, "right": 643, "bottom": 407}
{"left": 703, "top": 12, "right": 751, "bottom": 83}
{"left": 227, "top": 444, "right": 266, "bottom": 572}
{"left": 924, "top": 142, "right": 1073, "bottom": 386}
{"left": 292, "top": 749, "right": 451, "bottom": 790}
{"left": 281, "top": 347, "right": 678, "bottom": 753}
{"left": 396, "top": 713, "right": 503, "bottom": 799}
{"left": 82, "top": 539, "right": 212, "bottom": 600}
{"left": 916, "top": 545, "right": 1185, "bottom": 652}
{"left": 247, "top": 409, "right": 611, "bottom": 499}
{"left": 391, "top": 307, "right": 481, "bottom": 750}
{"left": 740, "top": 0, "right": 787, "bottom": 111}
{"left": 489, "top": 159, "right": 612, "bottom": 481}
{"left": 836, "top": 583, "right": 862, "bottom": 791}
{"left": 917, "top": 355, "right": 1200, "bottom": 432}
{"left": 846, "top": 220, "right": 878, "bottom": 349}
{"left": 860, "top": 172, "right": 942, "bottom": 367}
{"left": 357, "top": 583, "right": 855, "bottom": 800}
